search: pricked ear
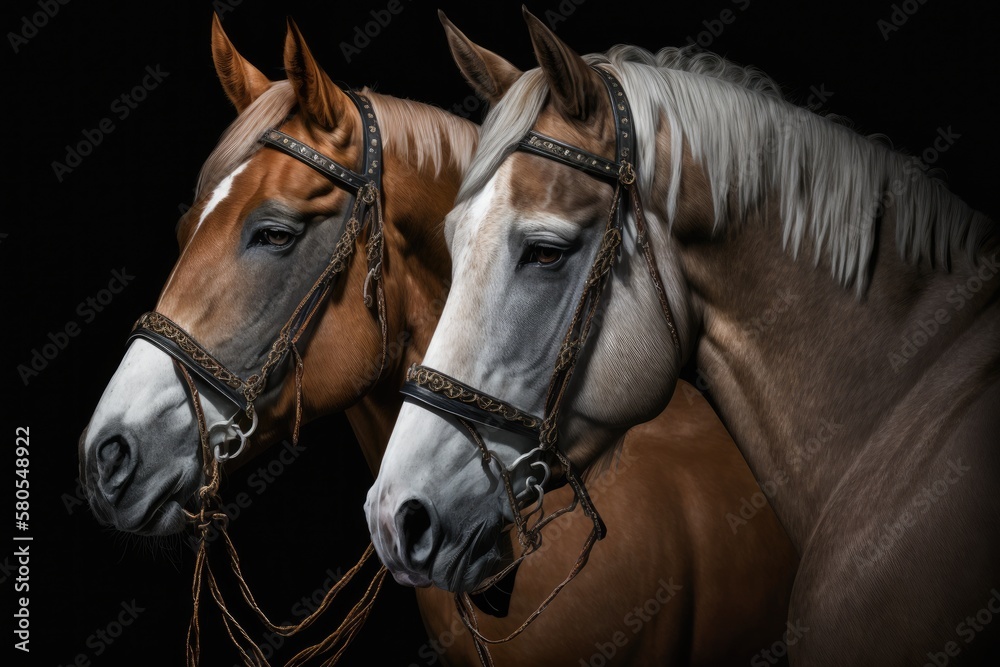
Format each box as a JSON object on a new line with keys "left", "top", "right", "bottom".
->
{"left": 439, "top": 10, "right": 521, "bottom": 104}
{"left": 522, "top": 7, "right": 605, "bottom": 121}
{"left": 211, "top": 13, "right": 272, "bottom": 113}
{"left": 283, "top": 18, "right": 351, "bottom": 132}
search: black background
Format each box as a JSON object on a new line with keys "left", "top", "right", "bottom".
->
{"left": 3, "top": 1, "right": 997, "bottom": 666}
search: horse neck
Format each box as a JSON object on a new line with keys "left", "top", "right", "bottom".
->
{"left": 343, "top": 111, "right": 474, "bottom": 476}
{"left": 343, "top": 337, "right": 432, "bottom": 476}
{"left": 672, "top": 164, "right": 999, "bottom": 549}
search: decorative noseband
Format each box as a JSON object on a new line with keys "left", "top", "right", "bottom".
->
{"left": 129, "top": 90, "right": 387, "bottom": 422}
{"left": 400, "top": 365, "right": 542, "bottom": 439}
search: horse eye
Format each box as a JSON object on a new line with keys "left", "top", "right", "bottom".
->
{"left": 258, "top": 228, "right": 293, "bottom": 247}
{"left": 535, "top": 246, "right": 563, "bottom": 265}
{"left": 522, "top": 244, "right": 565, "bottom": 267}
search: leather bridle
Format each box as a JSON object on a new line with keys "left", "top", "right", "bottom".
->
{"left": 130, "top": 90, "right": 388, "bottom": 461}
{"left": 397, "top": 67, "right": 682, "bottom": 663}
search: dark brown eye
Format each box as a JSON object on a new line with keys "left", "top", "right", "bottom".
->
{"left": 534, "top": 246, "right": 563, "bottom": 265}
{"left": 260, "top": 229, "right": 292, "bottom": 247}
{"left": 521, "top": 244, "right": 565, "bottom": 268}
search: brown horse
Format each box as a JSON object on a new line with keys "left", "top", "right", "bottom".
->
{"left": 367, "top": 10, "right": 999, "bottom": 666}
{"left": 79, "top": 17, "right": 795, "bottom": 665}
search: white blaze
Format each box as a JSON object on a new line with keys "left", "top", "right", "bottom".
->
{"left": 198, "top": 161, "right": 250, "bottom": 228}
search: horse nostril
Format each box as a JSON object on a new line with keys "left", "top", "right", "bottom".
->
{"left": 96, "top": 436, "right": 136, "bottom": 501}
{"left": 396, "top": 498, "right": 438, "bottom": 569}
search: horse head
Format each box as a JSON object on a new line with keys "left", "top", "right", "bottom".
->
{"left": 80, "top": 16, "right": 465, "bottom": 536}
{"left": 366, "top": 11, "right": 692, "bottom": 592}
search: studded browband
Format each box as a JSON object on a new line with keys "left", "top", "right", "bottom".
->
{"left": 129, "top": 90, "right": 385, "bottom": 415}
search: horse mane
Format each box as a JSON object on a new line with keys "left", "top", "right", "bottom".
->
{"left": 196, "top": 82, "right": 294, "bottom": 198}
{"left": 364, "top": 89, "right": 479, "bottom": 178}
{"left": 461, "top": 45, "right": 994, "bottom": 293}
{"left": 196, "top": 81, "right": 478, "bottom": 200}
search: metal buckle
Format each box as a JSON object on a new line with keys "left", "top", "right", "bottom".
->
{"left": 618, "top": 161, "right": 636, "bottom": 185}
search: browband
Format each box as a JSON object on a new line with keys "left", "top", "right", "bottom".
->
{"left": 516, "top": 66, "right": 636, "bottom": 183}
{"left": 517, "top": 131, "right": 622, "bottom": 182}
{"left": 259, "top": 89, "right": 382, "bottom": 195}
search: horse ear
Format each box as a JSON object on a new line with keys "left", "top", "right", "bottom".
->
{"left": 522, "top": 7, "right": 604, "bottom": 121}
{"left": 439, "top": 10, "right": 522, "bottom": 104}
{"left": 283, "top": 18, "right": 351, "bottom": 131}
{"left": 211, "top": 13, "right": 272, "bottom": 113}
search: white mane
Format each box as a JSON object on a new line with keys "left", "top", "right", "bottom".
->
{"left": 460, "top": 45, "right": 994, "bottom": 292}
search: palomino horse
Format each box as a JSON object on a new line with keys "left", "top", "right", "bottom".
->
{"left": 79, "top": 16, "right": 796, "bottom": 666}
{"left": 367, "top": 9, "right": 999, "bottom": 666}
